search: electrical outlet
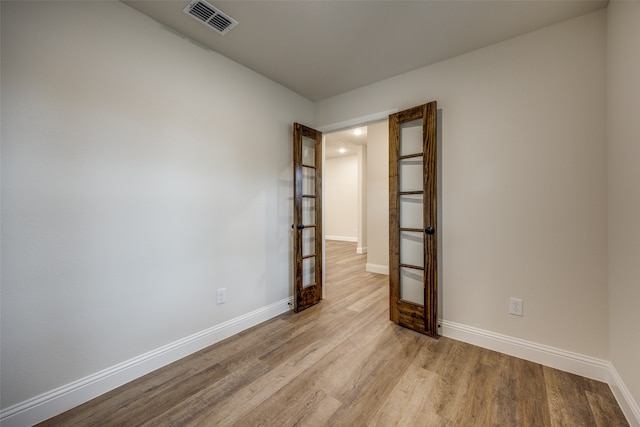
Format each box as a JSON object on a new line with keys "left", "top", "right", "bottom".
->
{"left": 217, "top": 288, "right": 226, "bottom": 305}
{"left": 509, "top": 297, "right": 523, "bottom": 316}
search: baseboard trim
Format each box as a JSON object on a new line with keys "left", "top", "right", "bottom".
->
{"left": 366, "top": 263, "right": 389, "bottom": 275}
{"left": 608, "top": 363, "right": 640, "bottom": 427}
{"left": 4, "top": 305, "right": 636, "bottom": 427}
{"left": 441, "top": 319, "right": 610, "bottom": 381}
{"left": 356, "top": 246, "right": 367, "bottom": 254}
{"left": 325, "top": 235, "right": 357, "bottom": 242}
{"left": 441, "top": 319, "right": 639, "bottom": 427}
{"left": 0, "top": 298, "right": 293, "bottom": 427}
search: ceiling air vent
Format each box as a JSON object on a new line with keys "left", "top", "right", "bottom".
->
{"left": 183, "top": 0, "right": 238, "bottom": 36}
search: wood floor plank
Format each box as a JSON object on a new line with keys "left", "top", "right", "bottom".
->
{"left": 148, "top": 296, "right": 390, "bottom": 425}
{"left": 544, "top": 366, "right": 598, "bottom": 426}
{"left": 39, "top": 241, "right": 629, "bottom": 427}
{"left": 369, "top": 356, "right": 451, "bottom": 427}
{"left": 325, "top": 327, "right": 426, "bottom": 425}
{"left": 454, "top": 347, "right": 507, "bottom": 426}
{"left": 347, "top": 284, "right": 387, "bottom": 313}
{"left": 427, "top": 338, "right": 481, "bottom": 423}
{"left": 585, "top": 383, "right": 630, "bottom": 426}
{"left": 230, "top": 379, "right": 341, "bottom": 426}
{"left": 138, "top": 360, "right": 273, "bottom": 426}
{"left": 505, "top": 356, "right": 552, "bottom": 426}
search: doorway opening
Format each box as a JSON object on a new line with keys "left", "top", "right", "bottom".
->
{"left": 323, "top": 119, "right": 389, "bottom": 297}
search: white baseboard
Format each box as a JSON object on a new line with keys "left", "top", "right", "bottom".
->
{"left": 441, "top": 319, "right": 640, "bottom": 427}
{"left": 441, "top": 320, "right": 610, "bottom": 380}
{"left": 4, "top": 303, "right": 637, "bottom": 427}
{"left": 0, "top": 298, "right": 293, "bottom": 427}
{"left": 608, "top": 363, "right": 640, "bottom": 427}
{"left": 325, "top": 235, "right": 357, "bottom": 242}
{"left": 366, "top": 263, "right": 389, "bottom": 275}
{"left": 357, "top": 246, "right": 367, "bottom": 254}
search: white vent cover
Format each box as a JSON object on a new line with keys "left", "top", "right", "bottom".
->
{"left": 183, "top": 0, "right": 238, "bottom": 36}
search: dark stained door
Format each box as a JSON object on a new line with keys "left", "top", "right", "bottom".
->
{"left": 389, "top": 102, "right": 439, "bottom": 337}
{"left": 293, "top": 123, "right": 323, "bottom": 312}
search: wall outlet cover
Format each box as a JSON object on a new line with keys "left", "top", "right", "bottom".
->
{"left": 217, "top": 288, "right": 226, "bottom": 305}
{"left": 509, "top": 297, "right": 523, "bottom": 316}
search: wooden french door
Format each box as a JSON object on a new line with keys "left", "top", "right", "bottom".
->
{"left": 389, "top": 101, "right": 439, "bottom": 337}
{"left": 293, "top": 123, "right": 323, "bottom": 312}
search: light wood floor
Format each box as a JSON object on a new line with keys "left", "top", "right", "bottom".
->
{"left": 40, "top": 241, "right": 629, "bottom": 426}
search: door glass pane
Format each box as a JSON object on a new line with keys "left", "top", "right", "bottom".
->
{"left": 302, "top": 167, "right": 315, "bottom": 196}
{"left": 400, "top": 194, "right": 423, "bottom": 229}
{"left": 401, "top": 266, "right": 424, "bottom": 306}
{"left": 400, "top": 231, "right": 424, "bottom": 268}
{"left": 399, "top": 119, "right": 423, "bottom": 156}
{"left": 303, "top": 197, "right": 315, "bottom": 225}
{"left": 303, "top": 257, "right": 315, "bottom": 288}
{"left": 302, "top": 227, "right": 315, "bottom": 257}
{"left": 399, "top": 156, "right": 423, "bottom": 192}
{"left": 302, "top": 136, "right": 316, "bottom": 166}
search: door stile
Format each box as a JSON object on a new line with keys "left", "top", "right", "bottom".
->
{"left": 423, "top": 102, "right": 438, "bottom": 336}
{"left": 389, "top": 113, "right": 401, "bottom": 325}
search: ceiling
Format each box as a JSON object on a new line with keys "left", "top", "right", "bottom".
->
{"left": 124, "top": 0, "right": 607, "bottom": 102}
{"left": 325, "top": 127, "right": 368, "bottom": 159}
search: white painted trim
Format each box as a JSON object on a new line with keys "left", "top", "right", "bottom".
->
{"left": 366, "top": 263, "right": 389, "bottom": 275}
{"left": 608, "top": 363, "right": 640, "bottom": 427}
{"left": 0, "top": 298, "right": 293, "bottom": 427}
{"left": 440, "top": 319, "right": 640, "bottom": 427}
{"left": 441, "top": 320, "right": 610, "bottom": 381}
{"left": 357, "top": 246, "right": 368, "bottom": 254}
{"left": 325, "top": 235, "right": 357, "bottom": 242}
{"left": 317, "top": 108, "right": 397, "bottom": 134}
{"left": 4, "top": 302, "right": 637, "bottom": 427}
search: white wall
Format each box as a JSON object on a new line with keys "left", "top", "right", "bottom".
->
{"left": 365, "top": 121, "right": 389, "bottom": 273}
{"left": 607, "top": 0, "right": 640, "bottom": 411}
{"left": 0, "top": 0, "right": 313, "bottom": 411}
{"left": 325, "top": 155, "right": 358, "bottom": 240}
{"left": 317, "top": 11, "right": 609, "bottom": 359}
